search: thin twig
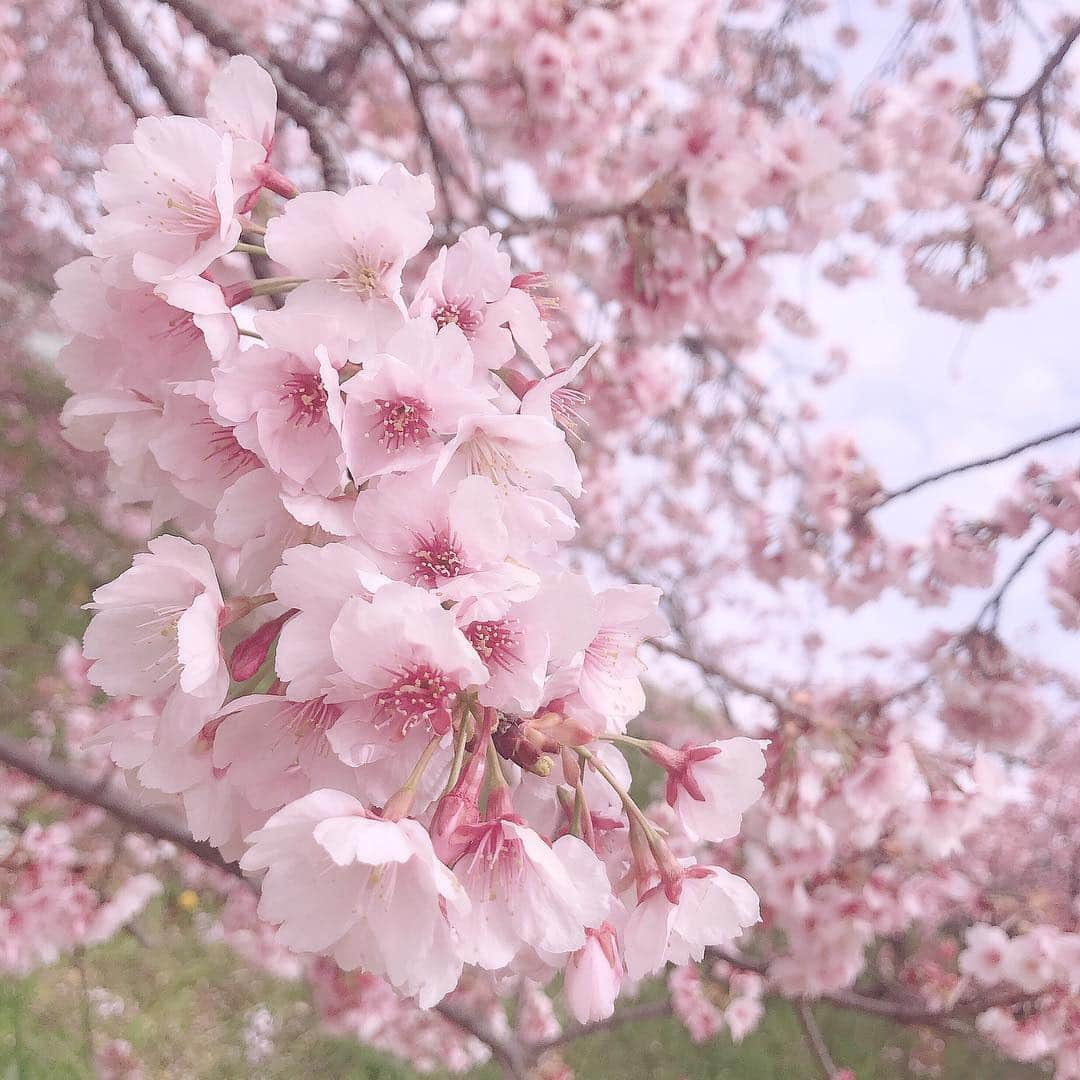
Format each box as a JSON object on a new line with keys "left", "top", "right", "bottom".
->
{"left": 154, "top": 0, "right": 350, "bottom": 191}
{"left": 85, "top": 0, "right": 147, "bottom": 118}
{"left": 355, "top": 0, "right": 455, "bottom": 220}
{"left": 533, "top": 1000, "right": 672, "bottom": 1051}
{"left": 795, "top": 1000, "right": 839, "bottom": 1080}
{"left": 651, "top": 637, "right": 810, "bottom": 722}
{"left": 96, "top": 0, "right": 195, "bottom": 117}
{"left": 977, "top": 19, "right": 1080, "bottom": 197}
{"left": 875, "top": 420, "right": 1080, "bottom": 507}
{"left": 0, "top": 731, "right": 246, "bottom": 881}
{"left": 974, "top": 524, "right": 1055, "bottom": 629}
{"left": 434, "top": 998, "right": 529, "bottom": 1078}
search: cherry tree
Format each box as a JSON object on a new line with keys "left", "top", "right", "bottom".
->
{"left": 3, "top": 2, "right": 1080, "bottom": 1077}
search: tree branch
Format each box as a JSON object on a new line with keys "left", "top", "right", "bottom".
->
{"left": 355, "top": 1, "right": 455, "bottom": 220}
{"left": 537, "top": 1000, "right": 673, "bottom": 1052}
{"left": 0, "top": 731, "right": 245, "bottom": 881}
{"left": 95, "top": 0, "right": 196, "bottom": 117}
{"left": 975, "top": 524, "right": 1055, "bottom": 629}
{"left": 795, "top": 1000, "right": 840, "bottom": 1080}
{"left": 651, "top": 637, "right": 811, "bottom": 722}
{"left": 86, "top": 0, "right": 147, "bottom": 119}
{"left": 978, "top": 19, "right": 1080, "bottom": 197}
{"left": 153, "top": 0, "right": 350, "bottom": 192}
{"left": 875, "top": 420, "right": 1080, "bottom": 507}
{"left": 433, "top": 998, "right": 529, "bottom": 1078}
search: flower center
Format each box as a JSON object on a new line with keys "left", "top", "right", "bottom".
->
{"left": 372, "top": 397, "right": 431, "bottom": 452}
{"left": 150, "top": 310, "right": 201, "bottom": 346}
{"left": 464, "top": 619, "right": 521, "bottom": 673}
{"left": 164, "top": 193, "right": 221, "bottom": 240}
{"left": 335, "top": 251, "right": 391, "bottom": 298}
{"left": 551, "top": 386, "right": 589, "bottom": 439}
{"left": 586, "top": 629, "right": 639, "bottom": 677}
{"left": 409, "top": 529, "right": 466, "bottom": 586}
{"left": 373, "top": 664, "right": 456, "bottom": 736}
{"left": 433, "top": 301, "right": 484, "bottom": 337}
{"left": 201, "top": 421, "right": 261, "bottom": 480}
{"left": 281, "top": 371, "right": 328, "bottom": 427}
{"left": 460, "top": 433, "right": 518, "bottom": 486}
{"left": 280, "top": 697, "right": 341, "bottom": 747}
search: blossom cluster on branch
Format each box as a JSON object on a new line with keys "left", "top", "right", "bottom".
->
{"left": 50, "top": 56, "right": 769, "bottom": 1024}
{"left": 4, "top": 2, "right": 1080, "bottom": 1077}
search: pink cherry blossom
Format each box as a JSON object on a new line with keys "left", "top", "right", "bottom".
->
{"left": 340, "top": 320, "right": 495, "bottom": 482}
{"left": 241, "top": 789, "right": 468, "bottom": 1006}
{"left": 328, "top": 582, "right": 488, "bottom": 737}
{"left": 622, "top": 867, "right": 760, "bottom": 981}
{"left": 451, "top": 814, "right": 611, "bottom": 970}
{"left": 411, "top": 226, "right": 552, "bottom": 373}
{"left": 563, "top": 924, "right": 624, "bottom": 1024}
{"left": 83, "top": 535, "right": 229, "bottom": 741}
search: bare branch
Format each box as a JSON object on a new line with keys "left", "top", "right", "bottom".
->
{"left": 795, "top": 1000, "right": 840, "bottom": 1080}
{"left": 978, "top": 19, "right": 1080, "bottom": 198}
{"left": 651, "top": 637, "right": 811, "bottom": 722}
{"left": 975, "top": 524, "right": 1055, "bottom": 629}
{"left": 86, "top": 0, "right": 147, "bottom": 119}
{"left": 153, "top": 0, "right": 350, "bottom": 192}
{"left": 355, "top": 1, "right": 456, "bottom": 220}
{"left": 433, "top": 998, "right": 529, "bottom": 1078}
{"left": 875, "top": 419, "right": 1080, "bottom": 507}
{"left": 96, "top": 0, "right": 196, "bottom": 117}
{"left": 0, "top": 731, "right": 246, "bottom": 881}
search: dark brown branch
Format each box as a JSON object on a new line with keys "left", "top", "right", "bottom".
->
{"left": 533, "top": 1000, "right": 672, "bottom": 1052}
{"left": 153, "top": 0, "right": 350, "bottom": 192}
{"left": 975, "top": 524, "right": 1055, "bottom": 629}
{"left": 651, "top": 638, "right": 811, "bottom": 722}
{"left": 86, "top": 0, "right": 147, "bottom": 119}
{"left": 977, "top": 19, "right": 1080, "bottom": 198}
{"left": 875, "top": 420, "right": 1080, "bottom": 507}
{"left": 433, "top": 999, "right": 529, "bottom": 1078}
{"left": 795, "top": 1000, "right": 839, "bottom": 1080}
{"left": 355, "top": 1, "right": 455, "bottom": 220}
{"left": 0, "top": 731, "right": 245, "bottom": 881}
{"left": 96, "top": 0, "right": 196, "bottom": 117}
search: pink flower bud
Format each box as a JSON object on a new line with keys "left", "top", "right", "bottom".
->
{"left": 228, "top": 609, "right": 297, "bottom": 681}
{"left": 253, "top": 162, "right": 299, "bottom": 200}
{"left": 430, "top": 744, "right": 487, "bottom": 864}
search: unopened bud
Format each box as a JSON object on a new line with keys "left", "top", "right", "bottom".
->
{"left": 253, "top": 162, "right": 299, "bottom": 200}
{"left": 430, "top": 746, "right": 486, "bottom": 863}
{"left": 228, "top": 608, "right": 296, "bottom": 681}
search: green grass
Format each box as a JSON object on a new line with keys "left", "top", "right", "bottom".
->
{"left": 0, "top": 362, "right": 1036, "bottom": 1078}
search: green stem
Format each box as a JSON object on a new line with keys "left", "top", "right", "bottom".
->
{"left": 248, "top": 276, "right": 306, "bottom": 298}
{"left": 486, "top": 736, "right": 509, "bottom": 789}
{"left": 442, "top": 707, "right": 472, "bottom": 796}
{"left": 576, "top": 746, "right": 660, "bottom": 841}
{"left": 382, "top": 733, "right": 444, "bottom": 820}
{"left": 406, "top": 733, "right": 444, "bottom": 792}
{"left": 233, "top": 241, "right": 268, "bottom": 256}
{"left": 598, "top": 732, "right": 651, "bottom": 752}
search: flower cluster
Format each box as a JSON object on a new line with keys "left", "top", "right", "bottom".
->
{"left": 54, "top": 57, "right": 766, "bottom": 1016}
